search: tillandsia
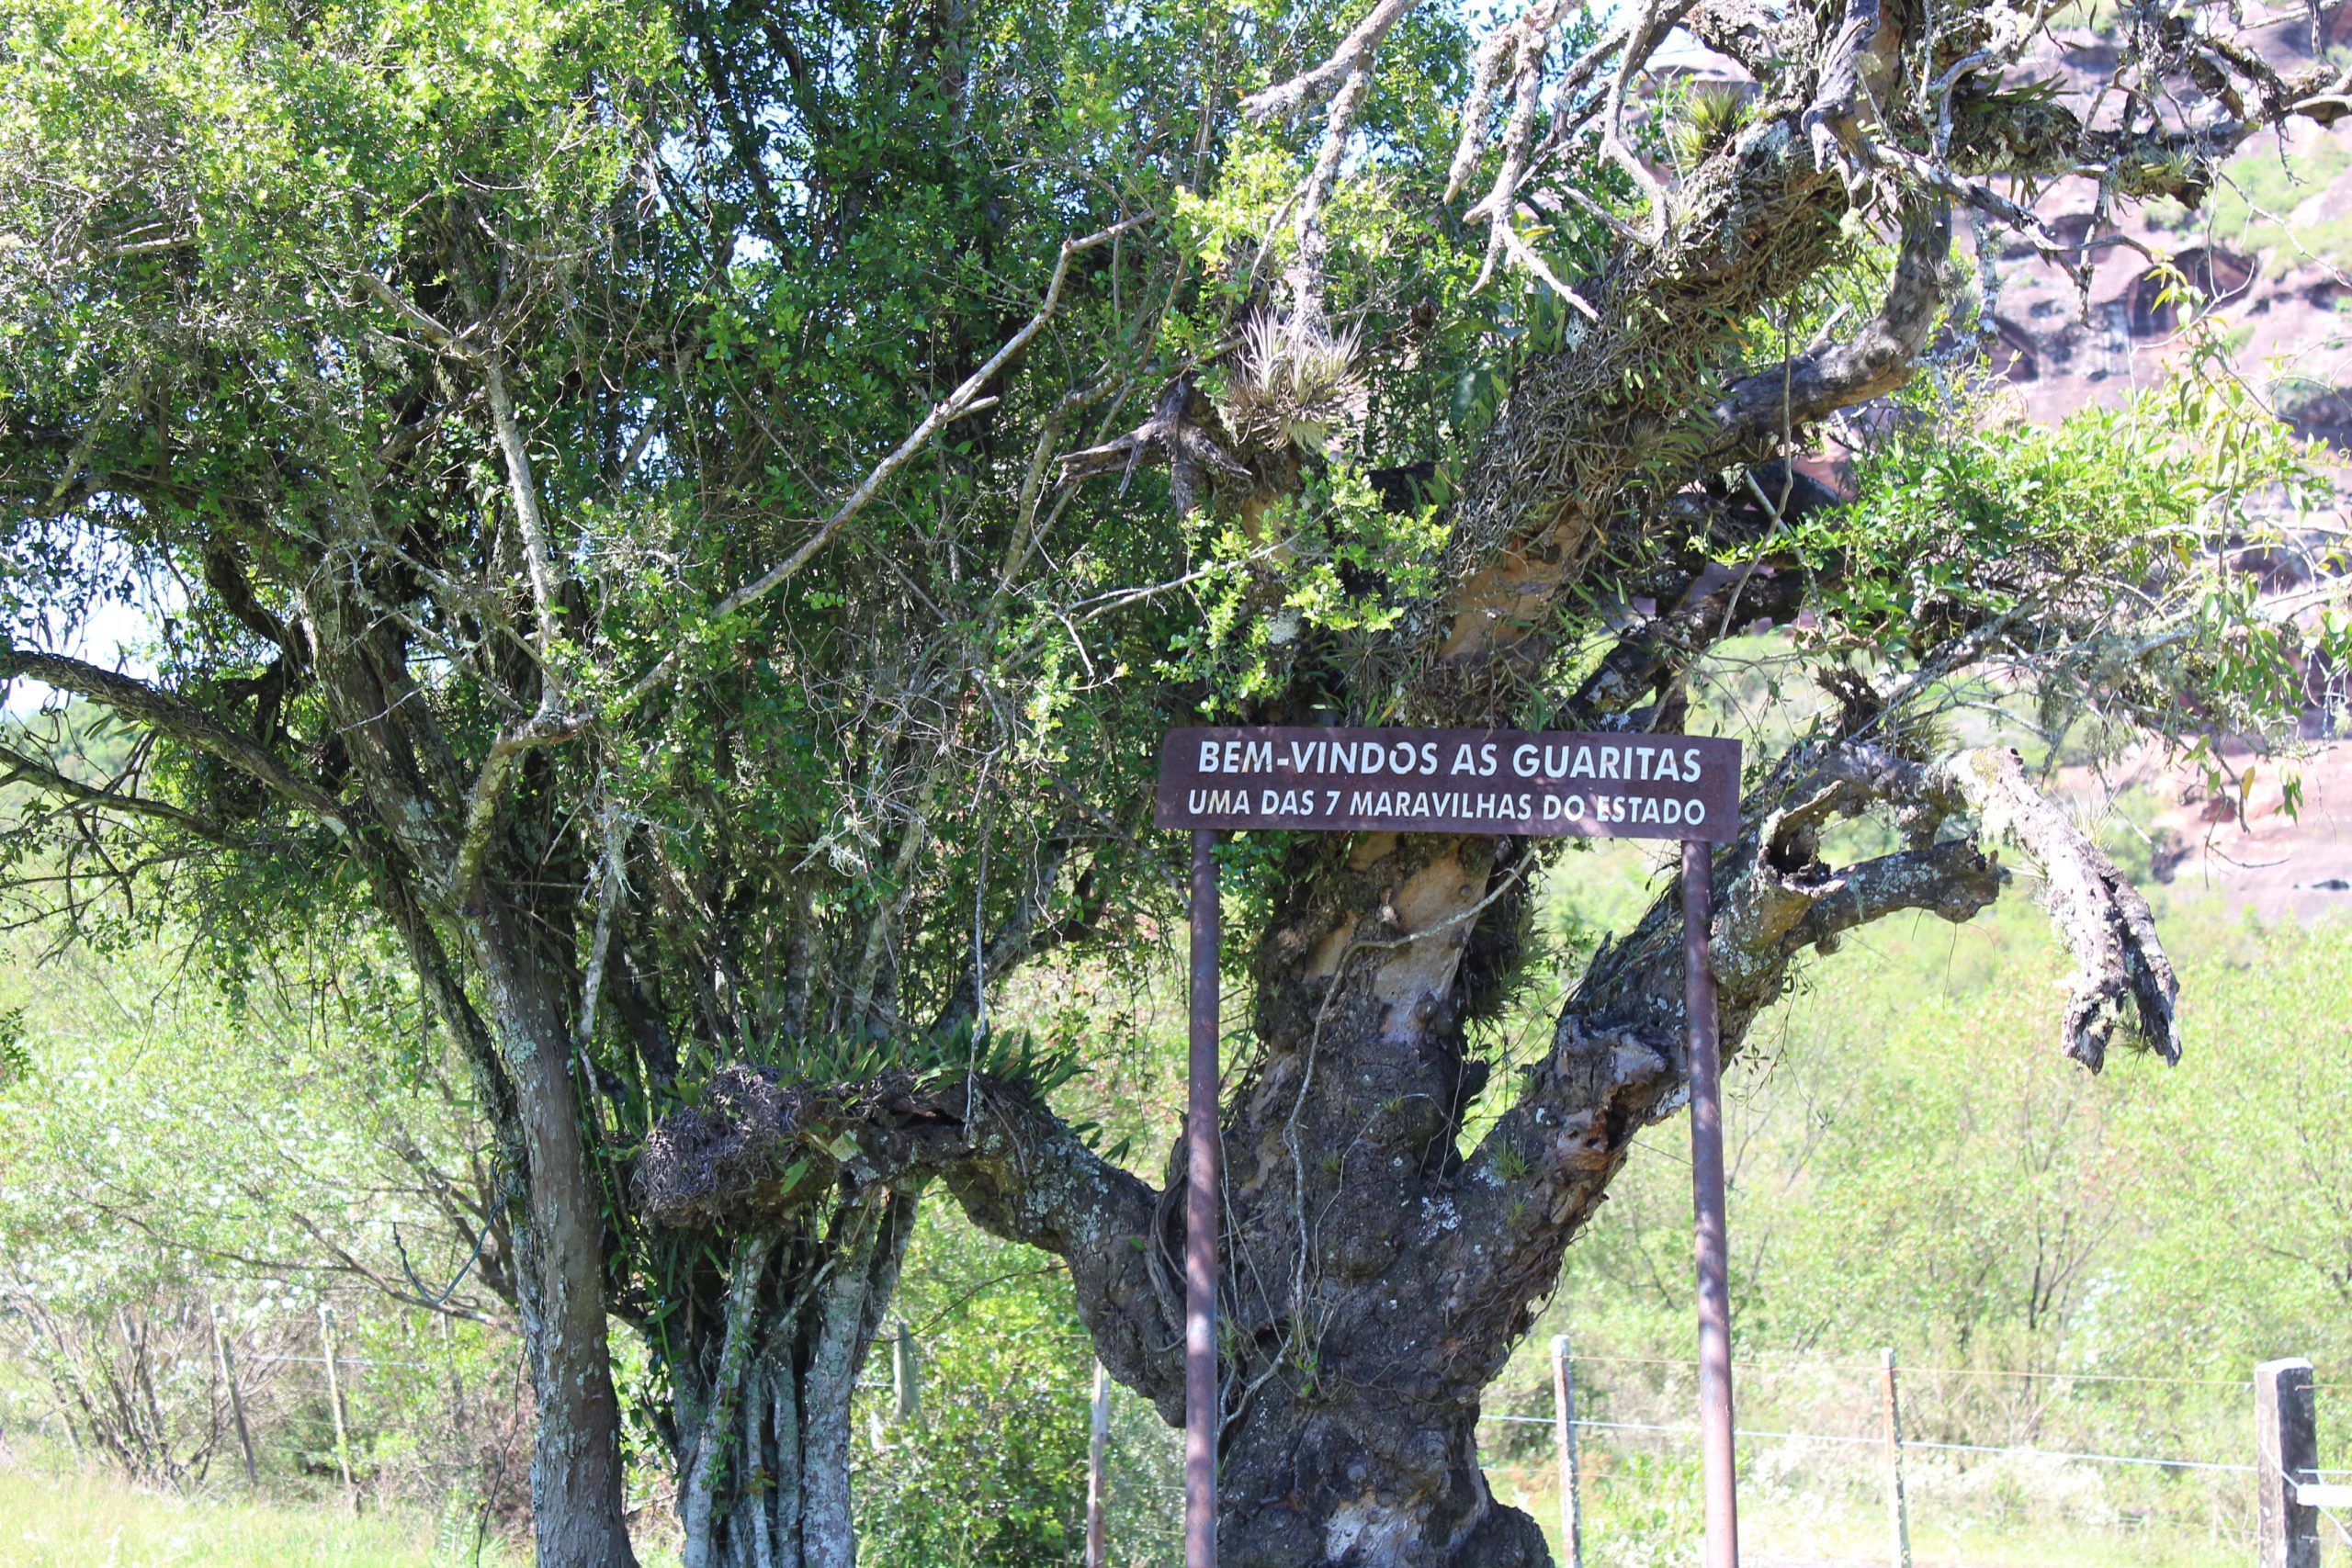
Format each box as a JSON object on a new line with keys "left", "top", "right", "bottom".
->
{"left": 2, "top": 0, "right": 2346, "bottom": 1564}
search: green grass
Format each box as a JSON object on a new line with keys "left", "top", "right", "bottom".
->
{"left": 0, "top": 1462, "right": 516, "bottom": 1568}
{"left": 1487, "top": 1460, "right": 2252, "bottom": 1568}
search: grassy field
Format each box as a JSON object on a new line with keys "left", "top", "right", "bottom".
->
{"left": 0, "top": 1460, "right": 524, "bottom": 1568}
{"left": 1484, "top": 1464, "right": 2256, "bottom": 1568}
{"left": 0, "top": 1451, "right": 2272, "bottom": 1568}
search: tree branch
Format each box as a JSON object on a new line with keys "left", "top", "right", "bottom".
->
{"left": 1440, "top": 738, "right": 2175, "bottom": 1359}
{"left": 0, "top": 740, "right": 244, "bottom": 848}
{"left": 613, "top": 214, "right": 1158, "bottom": 716}
{"left": 0, "top": 645, "right": 348, "bottom": 829}
{"left": 1240, "top": 0, "right": 1421, "bottom": 123}
{"left": 636, "top": 1066, "right": 1180, "bottom": 1410}
{"left": 1710, "top": 199, "right": 1951, "bottom": 457}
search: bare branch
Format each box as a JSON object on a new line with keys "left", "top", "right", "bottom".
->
{"left": 1241, "top": 0, "right": 1421, "bottom": 123}
{"left": 0, "top": 740, "right": 243, "bottom": 848}
{"left": 1933, "top": 747, "right": 2179, "bottom": 1071}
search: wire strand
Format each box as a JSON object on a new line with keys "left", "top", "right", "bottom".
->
{"left": 1478, "top": 1413, "right": 2257, "bottom": 1472}
{"left": 1558, "top": 1352, "right": 2254, "bottom": 1387}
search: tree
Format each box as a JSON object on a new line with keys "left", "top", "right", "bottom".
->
{"left": 1, "top": 0, "right": 1202, "bottom": 1562}
{"left": 4, "top": 2, "right": 2346, "bottom": 1568}
{"left": 636, "top": 3, "right": 2352, "bottom": 1564}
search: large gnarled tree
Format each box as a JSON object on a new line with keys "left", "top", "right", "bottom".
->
{"left": 639, "top": 2, "right": 2347, "bottom": 1564}
{"left": 5, "top": 0, "right": 2345, "bottom": 1562}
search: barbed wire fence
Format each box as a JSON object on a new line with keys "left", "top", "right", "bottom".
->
{"left": 9, "top": 1293, "right": 2341, "bottom": 1565}
{"left": 1071, "top": 1344, "right": 2346, "bottom": 1567}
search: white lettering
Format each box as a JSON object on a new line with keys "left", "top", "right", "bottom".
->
{"left": 1511, "top": 742, "right": 1539, "bottom": 778}
{"left": 1243, "top": 740, "right": 1272, "bottom": 773}
{"left": 1199, "top": 740, "right": 1220, "bottom": 773}
{"left": 1571, "top": 746, "right": 1596, "bottom": 779}
{"left": 1222, "top": 739, "right": 1241, "bottom": 773}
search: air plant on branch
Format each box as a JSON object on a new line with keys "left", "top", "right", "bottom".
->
{"left": 1216, "top": 309, "right": 1365, "bottom": 459}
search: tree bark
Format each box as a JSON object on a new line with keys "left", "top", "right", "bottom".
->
{"left": 469, "top": 900, "right": 641, "bottom": 1568}
{"left": 657, "top": 1192, "right": 919, "bottom": 1568}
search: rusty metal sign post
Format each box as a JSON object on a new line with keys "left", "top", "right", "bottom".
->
{"left": 1156, "top": 727, "right": 1744, "bottom": 1568}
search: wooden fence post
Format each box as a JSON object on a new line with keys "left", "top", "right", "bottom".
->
{"left": 1881, "top": 1348, "right": 1911, "bottom": 1568}
{"left": 1551, "top": 1335, "right": 1583, "bottom": 1568}
{"left": 211, "top": 1304, "right": 258, "bottom": 1485}
{"left": 892, "top": 1320, "right": 922, "bottom": 1422}
{"left": 317, "top": 1304, "right": 356, "bottom": 1508}
{"left": 1086, "top": 1362, "right": 1112, "bottom": 1568}
{"left": 2256, "top": 1357, "right": 2319, "bottom": 1568}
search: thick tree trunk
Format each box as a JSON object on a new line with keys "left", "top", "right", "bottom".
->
{"left": 636, "top": 739, "right": 2181, "bottom": 1568}
{"left": 1215, "top": 1385, "right": 1551, "bottom": 1567}
{"left": 670, "top": 1191, "right": 918, "bottom": 1568}
{"left": 469, "top": 905, "right": 641, "bottom": 1568}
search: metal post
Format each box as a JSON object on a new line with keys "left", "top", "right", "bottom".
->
{"left": 1552, "top": 1334, "right": 1583, "bottom": 1568}
{"left": 1683, "top": 839, "right": 1738, "bottom": 1568}
{"left": 1088, "top": 1362, "right": 1113, "bottom": 1568}
{"left": 1186, "top": 828, "right": 1221, "bottom": 1568}
{"left": 1881, "top": 1348, "right": 1911, "bottom": 1568}
{"left": 2256, "top": 1357, "right": 2319, "bottom": 1568}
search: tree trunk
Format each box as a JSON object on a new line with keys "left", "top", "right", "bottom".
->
{"left": 1215, "top": 1384, "right": 1552, "bottom": 1567}
{"left": 670, "top": 1191, "right": 919, "bottom": 1568}
{"left": 469, "top": 904, "right": 641, "bottom": 1568}
{"left": 1178, "top": 832, "right": 1555, "bottom": 1565}
{"left": 296, "top": 581, "right": 643, "bottom": 1568}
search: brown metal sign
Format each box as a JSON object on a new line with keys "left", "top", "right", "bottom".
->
{"left": 1154, "top": 727, "right": 1742, "bottom": 841}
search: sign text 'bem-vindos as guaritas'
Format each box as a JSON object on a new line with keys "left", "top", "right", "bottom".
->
{"left": 1153, "top": 727, "right": 1741, "bottom": 841}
